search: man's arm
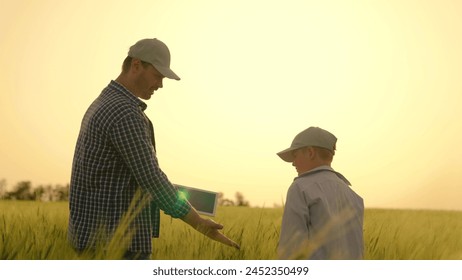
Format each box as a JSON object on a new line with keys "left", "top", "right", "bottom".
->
{"left": 110, "top": 112, "right": 239, "bottom": 249}
{"left": 110, "top": 112, "right": 190, "bottom": 217}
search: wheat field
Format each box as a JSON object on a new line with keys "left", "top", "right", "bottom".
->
{"left": 1, "top": 201, "right": 461, "bottom": 260}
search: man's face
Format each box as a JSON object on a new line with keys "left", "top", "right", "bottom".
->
{"left": 134, "top": 62, "right": 165, "bottom": 100}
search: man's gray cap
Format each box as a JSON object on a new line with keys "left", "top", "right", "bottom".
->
{"left": 128, "top": 38, "right": 180, "bottom": 80}
{"left": 277, "top": 126, "right": 337, "bottom": 162}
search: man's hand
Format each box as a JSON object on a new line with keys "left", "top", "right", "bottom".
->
{"left": 181, "top": 208, "right": 240, "bottom": 249}
{"left": 195, "top": 218, "right": 240, "bottom": 249}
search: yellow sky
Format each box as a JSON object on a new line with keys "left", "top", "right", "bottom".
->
{"left": 1, "top": 0, "right": 461, "bottom": 210}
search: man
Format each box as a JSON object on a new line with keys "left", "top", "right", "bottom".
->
{"left": 68, "top": 38, "right": 239, "bottom": 259}
{"left": 276, "top": 126, "right": 364, "bottom": 259}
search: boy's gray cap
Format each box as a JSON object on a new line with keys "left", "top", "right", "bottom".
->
{"left": 277, "top": 126, "right": 337, "bottom": 162}
{"left": 128, "top": 38, "right": 180, "bottom": 80}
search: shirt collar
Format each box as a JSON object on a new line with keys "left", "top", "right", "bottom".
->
{"left": 296, "top": 165, "right": 352, "bottom": 186}
{"left": 109, "top": 80, "right": 148, "bottom": 111}
{"left": 298, "top": 165, "right": 333, "bottom": 176}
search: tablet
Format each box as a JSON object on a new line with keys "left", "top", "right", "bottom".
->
{"left": 174, "top": 184, "right": 218, "bottom": 216}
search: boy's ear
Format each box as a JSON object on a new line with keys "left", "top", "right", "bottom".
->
{"left": 306, "top": 147, "right": 315, "bottom": 159}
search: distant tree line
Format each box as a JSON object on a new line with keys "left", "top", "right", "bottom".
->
{"left": 0, "top": 179, "right": 69, "bottom": 201}
{"left": 0, "top": 179, "right": 250, "bottom": 206}
{"left": 217, "top": 191, "right": 250, "bottom": 207}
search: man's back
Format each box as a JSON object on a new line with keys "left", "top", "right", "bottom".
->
{"left": 68, "top": 81, "right": 150, "bottom": 251}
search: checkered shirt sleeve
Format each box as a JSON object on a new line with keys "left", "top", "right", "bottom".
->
{"left": 111, "top": 108, "right": 190, "bottom": 214}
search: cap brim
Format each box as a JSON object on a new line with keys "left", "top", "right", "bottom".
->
{"left": 277, "top": 147, "right": 298, "bottom": 162}
{"left": 154, "top": 65, "right": 181, "bottom": 81}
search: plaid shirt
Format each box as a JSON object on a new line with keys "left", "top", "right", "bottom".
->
{"left": 68, "top": 80, "right": 191, "bottom": 254}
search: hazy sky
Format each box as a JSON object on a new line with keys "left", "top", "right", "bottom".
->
{"left": 1, "top": 0, "right": 461, "bottom": 210}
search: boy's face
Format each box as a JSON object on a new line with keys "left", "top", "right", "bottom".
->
{"left": 292, "top": 147, "right": 312, "bottom": 175}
